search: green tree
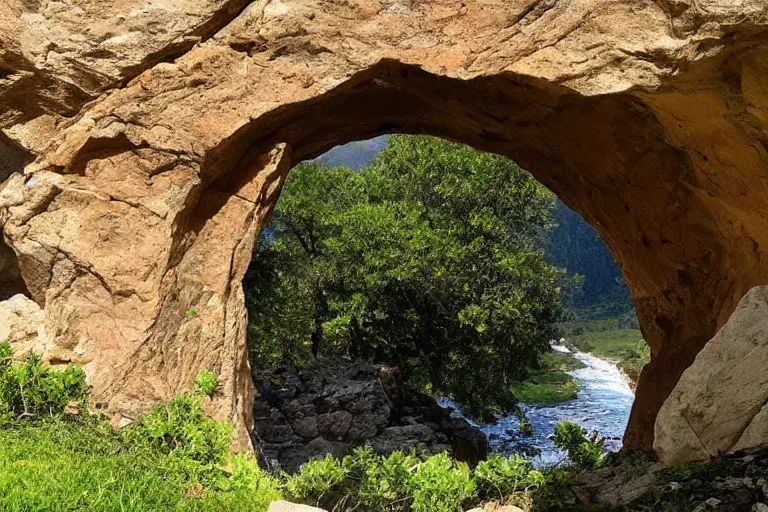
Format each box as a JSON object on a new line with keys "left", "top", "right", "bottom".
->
{"left": 245, "top": 136, "right": 563, "bottom": 419}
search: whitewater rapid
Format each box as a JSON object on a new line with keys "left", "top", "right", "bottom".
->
{"left": 440, "top": 345, "right": 635, "bottom": 467}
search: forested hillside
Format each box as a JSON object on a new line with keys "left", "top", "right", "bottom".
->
{"left": 548, "top": 203, "right": 635, "bottom": 321}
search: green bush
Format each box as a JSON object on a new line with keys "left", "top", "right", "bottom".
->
{"left": 0, "top": 344, "right": 610, "bottom": 512}
{"left": 475, "top": 454, "right": 545, "bottom": 502}
{"left": 216, "top": 453, "right": 284, "bottom": 495}
{"left": 353, "top": 448, "right": 417, "bottom": 510}
{"left": 0, "top": 418, "right": 284, "bottom": 512}
{"left": 284, "top": 447, "right": 480, "bottom": 512}
{"left": 123, "top": 393, "right": 233, "bottom": 479}
{"left": 530, "top": 466, "right": 579, "bottom": 511}
{"left": 409, "top": 453, "right": 476, "bottom": 512}
{"left": 194, "top": 369, "right": 219, "bottom": 397}
{"left": 0, "top": 342, "right": 88, "bottom": 422}
{"left": 0, "top": 346, "right": 284, "bottom": 511}
{"left": 283, "top": 454, "right": 349, "bottom": 506}
{"left": 553, "top": 421, "right": 606, "bottom": 470}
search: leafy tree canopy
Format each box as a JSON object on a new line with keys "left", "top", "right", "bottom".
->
{"left": 244, "top": 136, "right": 564, "bottom": 419}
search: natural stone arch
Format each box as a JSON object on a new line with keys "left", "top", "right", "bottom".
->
{"left": 1, "top": 0, "right": 768, "bottom": 458}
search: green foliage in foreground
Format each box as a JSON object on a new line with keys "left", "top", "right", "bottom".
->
{"left": 246, "top": 135, "right": 565, "bottom": 420}
{"left": 283, "top": 447, "right": 551, "bottom": 512}
{"left": 0, "top": 345, "right": 283, "bottom": 511}
{"left": 0, "top": 346, "right": 608, "bottom": 512}
{"left": 0, "top": 420, "right": 283, "bottom": 512}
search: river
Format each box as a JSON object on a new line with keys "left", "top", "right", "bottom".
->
{"left": 440, "top": 344, "right": 635, "bottom": 467}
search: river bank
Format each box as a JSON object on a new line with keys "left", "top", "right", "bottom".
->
{"left": 510, "top": 351, "right": 584, "bottom": 405}
{"left": 506, "top": 329, "right": 647, "bottom": 409}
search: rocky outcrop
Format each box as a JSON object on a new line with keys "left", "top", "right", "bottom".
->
{"left": 2, "top": 0, "right": 768, "bottom": 456}
{"left": 654, "top": 285, "right": 768, "bottom": 465}
{"left": 254, "top": 360, "right": 488, "bottom": 472}
{"left": 468, "top": 504, "right": 524, "bottom": 512}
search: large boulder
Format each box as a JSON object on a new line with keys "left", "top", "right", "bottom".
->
{"left": 2, "top": 0, "right": 768, "bottom": 457}
{"left": 655, "top": 286, "right": 768, "bottom": 465}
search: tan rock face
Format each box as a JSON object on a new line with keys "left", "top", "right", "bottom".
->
{"left": 1, "top": 0, "right": 768, "bottom": 455}
{"left": 654, "top": 286, "right": 768, "bottom": 465}
{"left": 467, "top": 502, "right": 525, "bottom": 512}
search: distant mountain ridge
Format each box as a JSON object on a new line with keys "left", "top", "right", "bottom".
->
{"left": 316, "top": 136, "right": 388, "bottom": 170}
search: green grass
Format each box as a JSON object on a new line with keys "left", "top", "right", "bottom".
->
{"left": 512, "top": 352, "right": 585, "bottom": 405}
{"left": 0, "top": 420, "right": 282, "bottom": 512}
{"left": 566, "top": 329, "right": 649, "bottom": 386}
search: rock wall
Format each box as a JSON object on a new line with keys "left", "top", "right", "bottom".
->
{"left": 2, "top": 0, "right": 768, "bottom": 456}
{"left": 254, "top": 360, "right": 488, "bottom": 472}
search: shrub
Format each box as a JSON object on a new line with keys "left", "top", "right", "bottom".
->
{"left": 475, "top": 454, "right": 545, "bottom": 501}
{"left": 0, "top": 416, "right": 284, "bottom": 512}
{"left": 519, "top": 415, "right": 534, "bottom": 437}
{"left": 122, "top": 393, "right": 233, "bottom": 479}
{"left": 194, "top": 369, "right": 219, "bottom": 397}
{"left": 215, "top": 453, "right": 284, "bottom": 495}
{"left": 0, "top": 345, "right": 288, "bottom": 510}
{"left": 283, "top": 454, "right": 349, "bottom": 506}
{"left": 530, "top": 466, "right": 579, "bottom": 511}
{"left": 0, "top": 342, "right": 88, "bottom": 422}
{"left": 0, "top": 341, "right": 11, "bottom": 364}
{"left": 348, "top": 447, "right": 417, "bottom": 511}
{"left": 409, "top": 453, "right": 476, "bottom": 512}
{"left": 553, "top": 421, "right": 606, "bottom": 469}
{"left": 285, "top": 447, "right": 480, "bottom": 512}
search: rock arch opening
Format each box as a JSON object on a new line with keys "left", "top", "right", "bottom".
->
{"left": 209, "top": 60, "right": 743, "bottom": 457}
{"left": 244, "top": 134, "right": 642, "bottom": 470}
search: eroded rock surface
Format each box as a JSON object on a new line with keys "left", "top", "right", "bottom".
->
{"left": 254, "top": 360, "right": 488, "bottom": 472}
{"left": 2, "top": 0, "right": 768, "bottom": 455}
